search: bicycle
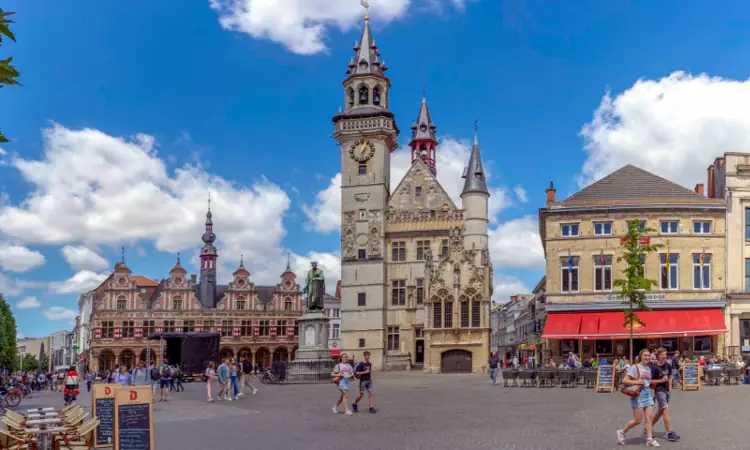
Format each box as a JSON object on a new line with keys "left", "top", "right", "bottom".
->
{"left": 0, "top": 388, "right": 22, "bottom": 409}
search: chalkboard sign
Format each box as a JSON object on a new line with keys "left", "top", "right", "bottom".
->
{"left": 595, "top": 366, "right": 615, "bottom": 393}
{"left": 114, "top": 385, "right": 153, "bottom": 450}
{"left": 682, "top": 363, "right": 701, "bottom": 391}
{"left": 92, "top": 383, "right": 120, "bottom": 448}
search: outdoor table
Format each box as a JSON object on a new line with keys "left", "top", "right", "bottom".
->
{"left": 26, "top": 418, "right": 62, "bottom": 425}
{"left": 27, "top": 412, "right": 59, "bottom": 419}
{"left": 26, "top": 407, "right": 54, "bottom": 413}
{"left": 24, "top": 426, "right": 68, "bottom": 450}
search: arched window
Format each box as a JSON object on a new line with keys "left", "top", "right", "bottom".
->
{"left": 373, "top": 86, "right": 381, "bottom": 106}
{"left": 172, "top": 297, "right": 182, "bottom": 310}
{"left": 347, "top": 87, "right": 355, "bottom": 108}
{"left": 358, "top": 85, "right": 369, "bottom": 105}
{"left": 116, "top": 296, "right": 127, "bottom": 311}
{"left": 285, "top": 297, "right": 294, "bottom": 311}
{"left": 236, "top": 296, "right": 246, "bottom": 310}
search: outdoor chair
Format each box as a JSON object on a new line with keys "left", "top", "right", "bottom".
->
{"left": 707, "top": 370, "right": 723, "bottom": 386}
{"left": 0, "top": 428, "right": 38, "bottom": 450}
{"left": 725, "top": 368, "right": 742, "bottom": 385}
{"left": 502, "top": 370, "right": 517, "bottom": 387}
{"left": 559, "top": 370, "right": 576, "bottom": 388}
{"left": 53, "top": 418, "right": 99, "bottom": 450}
{"left": 575, "top": 369, "right": 586, "bottom": 385}
{"left": 537, "top": 370, "right": 552, "bottom": 388}
{"left": 584, "top": 370, "right": 598, "bottom": 388}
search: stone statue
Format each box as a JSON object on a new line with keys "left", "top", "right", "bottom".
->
{"left": 303, "top": 261, "right": 326, "bottom": 312}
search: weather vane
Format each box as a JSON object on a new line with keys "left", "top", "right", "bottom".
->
{"left": 361, "top": 0, "right": 370, "bottom": 21}
{"left": 474, "top": 120, "right": 479, "bottom": 134}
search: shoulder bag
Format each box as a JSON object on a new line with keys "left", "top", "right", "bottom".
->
{"left": 620, "top": 365, "right": 642, "bottom": 397}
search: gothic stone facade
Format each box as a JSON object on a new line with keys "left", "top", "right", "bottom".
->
{"left": 88, "top": 213, "right": 303, "bottom": 373}
{"left": 336, "top": 14, "right": 493, "bottom": 373}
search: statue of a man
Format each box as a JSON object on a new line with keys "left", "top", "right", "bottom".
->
{"left": 303, "top": 261, "right": 326, "bottom": 312}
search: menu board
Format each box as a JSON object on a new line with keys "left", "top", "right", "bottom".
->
{"left": 92, "top": 384, "right": 120, "bottom": 448}
{"left": 682, "top": 363, "right": 701, "bottom": 391}
{"left": 595, "top": 366, "right": 615, "bottom": 393}
{"left": 114, "top": 386, "right": 153, "bottom": 450}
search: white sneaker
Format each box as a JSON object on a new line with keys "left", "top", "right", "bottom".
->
{"left": 234, "top": 396, "right": 239, "bottom": 400}
{"left": 617, "top": 430, "right": 626, "bottom": 445}
{"left": 332, "top": 406, "right": 338, "bottom": 414}
{"left": 252, "top": 388, "right": 258, "bottom": 395}
{"left": 345, "top": 410, "right": 353, "bottom": 416}
{"left": 238, "top": 393, "right": 244, "bottom": 396}
{"left": 646, "top": 438, "right": 661, "bottom": 447}
{"left": 226, "top": 397, "right": 232, "bottom": 402}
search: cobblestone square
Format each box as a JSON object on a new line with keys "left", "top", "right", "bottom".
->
{"left": 21, "top": 373, "right": 746, "bottom": 450}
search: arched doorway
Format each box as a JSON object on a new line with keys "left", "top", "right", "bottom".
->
{"left": 139, "top": 349, "right": 157, "bottom": 366}
{"left": 255, "top": 348, "right": 270, "bottom": 368}
{"left": 98, "top": 350, "right": 115, "bottom": 373}
{"left": 238, "top": 348, "right": 252, "bottom": 362}
{"left": 220, "top": 347, "right": 234, "bottom": 361}
{"left": 441, "top": 349, "right": 472, "bottom": 373}
{"left": 119, "top": 349, "right": 135, "bottom": 369}
{"left": 272, "top": 347, "right": 289, "bottom": 362}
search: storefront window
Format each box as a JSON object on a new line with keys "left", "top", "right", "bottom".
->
{"left": 661, "top": 338, "right": 678, "bottom": 353}
{"left": 560, "top": 340, "right": 579, "bottom": 354}
{"left": 595, "top": 340, "right": 612, "bottom": 354}
{"left": 740, "top": 320, "right": 750, "bottom": 353}
{"left": 694, "top": 336, "right": 712, "bottom": 352}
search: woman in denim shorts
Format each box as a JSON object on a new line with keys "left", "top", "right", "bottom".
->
{"left": 617, "top": 349, "right": 660, "bottom": 447}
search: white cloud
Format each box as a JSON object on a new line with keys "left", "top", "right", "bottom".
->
{"left": 0, "top": 124, "right": 295, "bottom": 286}
{"left": 513, "top": 186, "right": 527, "bottom": 203}
{"left": 209, "top": 0, "right": 474, "bottom": 55}
{"left": 488, "top": 216, "right": 545, "bottom": 270}
{"left": 290, "top": 251, "right": 342, "bottom": 295}
{"left": 16, "top": 296, "right": 41, "bottom": 309}
{"left": 0, "top": 148, "right": 6, "bottom": 156}
{"left": 579, "top": 71, "right": 750, "bottom": 188}
{"left": 42, "top": 306, "right": 77, "bottom": 322}
{"left": 49, "top": 271, "right": 109, "bottom": 295}
{"left": 0, "top": 273, "right": 25, "bottom": 297}
{"left": 302, "top": 174, "right": 340, "bottom": 234}
{"left": 0, "top": 243, "right": 45, "bottom": 273}
{"left": 492, "top": 273, "right": 531, "bottom": 303}
{"left": 61, "top": 246, "right": 110, "bottom": 272}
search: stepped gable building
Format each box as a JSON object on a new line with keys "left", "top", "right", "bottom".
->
{"left": 87, "top": 205, "right": 304, "bottom": 373}
{"left": 335, "top": 9, "right": 493, "bottom": 373}
{"left": 539, "top": 164, "right": 727, "bottom": 363}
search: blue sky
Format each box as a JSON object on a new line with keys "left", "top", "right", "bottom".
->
{"left": 4, "top": 0, "right": 750, "bottom": 337}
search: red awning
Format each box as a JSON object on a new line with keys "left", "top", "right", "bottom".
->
{"left": 542, "top": 309, "right": 727, "bottom": 340}
{"left": 331, "top": 349, "right": 341, "bottom": 358}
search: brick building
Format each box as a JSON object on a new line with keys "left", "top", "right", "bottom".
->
{"left": 86, "top": 205, "right": 304, "bottom": 373}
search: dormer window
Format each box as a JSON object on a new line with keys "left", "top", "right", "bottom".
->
{"left": 415, "top": 186, "right": 422, "bottom": 198}
{"left": 358, "top": 86, "right": 369, "bottom": 104}
{"left": 373, "top": 86, "right": 381, "bottom": 106}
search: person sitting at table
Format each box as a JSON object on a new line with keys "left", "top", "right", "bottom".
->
{"left": 582, "top": 359, "right": 592, "bottom": 369}
{"left": 600, "top": 359, "right": 610, "bottom": 366}
{"left": 698, "top": 356, "right": 707, "bottom": 367}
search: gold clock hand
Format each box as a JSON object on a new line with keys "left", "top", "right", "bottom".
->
{"left": 359, "top": 142, "right": 368, "bottom": 153}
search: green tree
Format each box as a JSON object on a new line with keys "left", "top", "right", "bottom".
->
{"left": 0, "top": 295, "right": 17, "bottom": 371}
{"left": 0, "top": 9, "right": 21, "bottom": 143}
{"left": 21, "top": 353, "right": 38, "bottom": 372}
{"left": 41, "top": 352, "right": 49, "bottom": 372}
{"left": 614, "top": 219, "right": 663, "bottom": 362}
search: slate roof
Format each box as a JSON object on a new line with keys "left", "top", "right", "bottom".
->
{"left": 461, "top": 133, "right": 489, "bottom": 196}
{"left": 556, "top": 165, "right": 725, "bottom": 207}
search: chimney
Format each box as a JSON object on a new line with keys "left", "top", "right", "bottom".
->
{"left": 694, "top": 183, "right": 704, "bottom": 196}
{"left": 545, "top": 181, "right": 556, "bottom": 205}
{"left": 707, "top": 164, "right": 715, "bottom": 198}
{"left": 190, "top": 274, "right": 197, "bottom": 284}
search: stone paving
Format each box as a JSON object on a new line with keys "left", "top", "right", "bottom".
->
{"left": 18, "top": 374, "right": 748, "bottom": 450}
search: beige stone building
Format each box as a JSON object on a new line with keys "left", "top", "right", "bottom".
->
{"left": 335, "top": 13, "right": 492, "bottom": 373}
{"left": 709, "top": 154, "right": 750, "bottom": 358}
{"left": 539, "top": 165, "right": 727, "bottom": 362}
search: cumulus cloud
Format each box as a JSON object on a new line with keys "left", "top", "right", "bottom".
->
{"left": 16, "top": 296, "right": 41, "bottom": 309}
{"left": 0, "top": 124, "right": 308, "bottom": 286}
{"left": 0, "top": 243, "right": 45, "bottom": 273}
{"left": 489, "top": 216, "right": 545, "bottom": 270}
{"left": 513, "top": 186, "right": 527, "bottom": 203}
{"left": 492, "top": 273, "right": 531, "bottom": 303}
{"left": 61, "top": 246, "right": 110, "bottom": 272}
{"left": 579, "top": 71, "right": 750, "bottom": 188}
{"left": 49, "top": 271, "right": 109, "bottom": 294}
{"left": 290, "top": 251, "right": 342, "bottom": 295}
{"left": 42, "top": 306, "right": 77, "bottom": 322}
{"left": 209, "top": 0, "right": 473, "bottom": 55}
{"left": 302, "top": 174, "right": 341, "bottom": 234}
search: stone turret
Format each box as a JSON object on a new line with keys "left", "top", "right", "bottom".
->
{"left": 461, "top": 129, "right": 490, "bottom": 252}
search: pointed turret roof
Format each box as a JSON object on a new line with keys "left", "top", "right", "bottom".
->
{"left": 410, "top": 96, "right": 437, "bottom": 142}
{"left": 346, "top": 14, "right": 385, "bottom": 77}
{"left": 233, "top": 255, "right": 249, "bottom": 276}
{"left": 461, "top": 130, "right": 489, "bottom": 196}
{"left": 170, "top": 253, "right": 187, "bottom": 274}
{"left": 281, "top": 252, "right": 295, "bottom": 279}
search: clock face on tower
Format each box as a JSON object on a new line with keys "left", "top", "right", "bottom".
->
{"left": 349, "top": 139, "right": 376, "bottom": 162}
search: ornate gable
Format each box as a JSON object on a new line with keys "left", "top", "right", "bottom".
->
{"left": 388, "top": 159, "right": 458, "bottom": 213}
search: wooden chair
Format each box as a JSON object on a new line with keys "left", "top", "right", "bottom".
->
{"left": 53, "top": 419, "right": 99, "bottom": 450}
{"left": 0, "top": 428, "right": 38, "bottom": 450}
{"left": 61, "top": 412, "right": 88, "bottom": 427}
{"left": 60, "top": 408, "right": 83, "bottom": 421}
{"left": 3, "top": 411, "right": 25, "bottom": 422}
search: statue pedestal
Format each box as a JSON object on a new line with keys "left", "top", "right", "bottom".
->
{"left": 294, "top": 310, "right": 331, "bottom": 361}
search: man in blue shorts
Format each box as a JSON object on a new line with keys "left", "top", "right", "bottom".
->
{"left": 352, "top": 351, "right": 376, "bottom": 413}
{"left": 648, "top": 348, "right": 680, "bottom": 442}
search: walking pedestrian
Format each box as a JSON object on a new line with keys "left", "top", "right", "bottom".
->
{"left": 116, "top": 366, "right": 131, "bottom": 387}
{"left": 230, "top": 359, "right": 239, "bottom": 400}
{"left": 239, "top": 356, "right": 258, "bottom": 395}
{"left": 217, "top": 359, "right": 231, "bottom": 401}
{"left": 159, "top": 359, "right": 172, "bottom": 402}
{"left": 488, "top": 352, "right": 499, "bottom": 386}
{"left": 331, "top": 352, "right": 354, "bottom": 415}
{"left": 85, "top": 371, "right": 93, "bottom": 392}
{"left": 131, "top": 362, "right": 150, "bottom": 386}
{"left": 205, "top": 362, "right": 216, "bottom": 403}
{"left": 352, "top": 351, "right": 376, "bottom": 413}
{"left": 617, "top": 349, "right": 659, "bottom": 447}
{"left": 648, "top": 348, "right": 680, "bottom": 442}
{"left": 174, "top": 366, "right": 184, "bottom": 392}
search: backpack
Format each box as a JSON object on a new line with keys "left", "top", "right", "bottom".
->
{"left": 150, "top": 367, "right": 161, "bottom": 381}
{"left": 161, "top": 367, "right": 172, "bottom": 378}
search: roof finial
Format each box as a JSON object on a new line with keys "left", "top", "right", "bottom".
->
{"left": 177, "top": 252, "right": 181, "bottom": 263}
{"left": 361, "top": 0, "right": 369, "bottom": 22}
{"left": 473, "top": 120, "right": 479, "bottom": 145}
{"left": 207, "top": 191, "right": 211, "bottom": 212}
{"left": 286, "top": 252, "right": 292, "bottom": 271}
{"left": 121, "top": 246, "right": 125, "bottom": 263}
{"left": 422, "top": 80, "right": 427, "bottom": 100}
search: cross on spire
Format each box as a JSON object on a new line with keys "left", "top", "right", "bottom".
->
{"left": 177, "top": 252, "right": 180, "bottom": 263}
{"left": 121, "top": 246, "right": 125, "bottom": 263}
{"left": 207, "top": 191, "right": 211, "bottom": 212}
{"left": 361, "top": 0, "right": 370, "bottom": 21}
{"left": 286, "top": 252, "right": 292, "bottom": 271}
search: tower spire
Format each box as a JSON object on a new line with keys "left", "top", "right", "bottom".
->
{"left": 462, "top": 122, "right": 489, "bottom": 196}
{"left": 409, "top": 91, "right": 438, "bottom": 175}
{"left": 346, "top": 1, "right": 385, "bottom": 77}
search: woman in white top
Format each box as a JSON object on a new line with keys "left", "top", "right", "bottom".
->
{"left": 205, "top": 362, "right": 216, "bottom": 403}
{"left": 331, "top": 353, "right": 354, "bottom": 416}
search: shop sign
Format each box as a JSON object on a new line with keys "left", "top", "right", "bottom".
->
{"left": 605, "top": 294, "right": 665, "bottom": 302}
